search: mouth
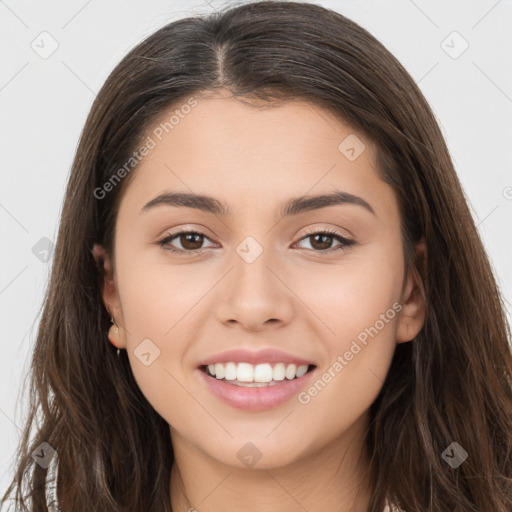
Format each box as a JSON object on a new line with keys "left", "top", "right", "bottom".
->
{"left": 197, "top": 361, "right": 318, "bottom": 411}
{"left": 198, "top": 362, "right": 317, "bottom": 387}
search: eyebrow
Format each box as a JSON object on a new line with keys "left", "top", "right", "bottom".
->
{"left": 139, "top": 190, "right": 376, "bottom": 217}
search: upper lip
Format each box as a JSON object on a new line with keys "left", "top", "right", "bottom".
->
{"left": 198, "top": 348, "right": 316, "bottom": 367}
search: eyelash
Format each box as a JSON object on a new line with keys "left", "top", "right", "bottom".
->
{"left": 156, "top": 228, "right": 355, "bottom": 256}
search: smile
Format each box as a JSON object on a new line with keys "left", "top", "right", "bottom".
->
{"left": 197, "top": 363, "right": 317, "bottom": 411}
{"left": 202, "top": 362, "right": 315, "bottom": 385}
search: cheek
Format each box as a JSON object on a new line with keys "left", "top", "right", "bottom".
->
{"left": 114, "top": 261, "right": 203, "bottom": 423}
{"left": 116, "top": 252, "right": 208, "bottom": 338}
{"left": 295, "top": 301, "right": 400, "bottom": 448}
{"left": 114, "top": 248, "right": 233, "bottom": 406}
{"left": 292, "top": 239, "right": 403, "bottom": 412}
{"left": 291, "top": 237, "right": 404, "bottom": 344}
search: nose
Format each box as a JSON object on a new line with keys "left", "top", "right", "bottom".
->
{"left": 214, "top": 244, "right": 295, "bottom": 332}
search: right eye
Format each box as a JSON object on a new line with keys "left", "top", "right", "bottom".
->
{"left": 157, "top": 230, "right": 217, "bottom": 255}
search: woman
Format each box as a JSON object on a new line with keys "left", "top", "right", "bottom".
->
{"left": 2, "top": 1, "right": 511, "bottom": 511}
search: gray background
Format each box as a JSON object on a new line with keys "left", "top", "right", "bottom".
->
{"left": 1, "top": 0, "right": 511, "bottom": 499}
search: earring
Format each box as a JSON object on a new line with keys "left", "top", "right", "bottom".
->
{"left": 108, "top": 315, "right": 121, "bottom": 358}
{"left": 110, "top": 316, "right": 119, "bottom": 334}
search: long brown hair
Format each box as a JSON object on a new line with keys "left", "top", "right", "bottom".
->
{"left": 3, "top": 2, "right": 511, "bottom": 511}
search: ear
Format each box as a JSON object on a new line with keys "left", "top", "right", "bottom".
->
{"left": 92, "top": 244, "right": 126, "bottom": 349}
{"left": 396, "top": 238, "right": 427, "bottom": 343}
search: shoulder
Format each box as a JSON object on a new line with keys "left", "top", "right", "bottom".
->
{"left": 45, "top": 453, "right": 62, "bottom": 511}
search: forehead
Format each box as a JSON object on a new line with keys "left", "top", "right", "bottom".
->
{"left": 118, "top": 94, "right": 395, "bottom": 223}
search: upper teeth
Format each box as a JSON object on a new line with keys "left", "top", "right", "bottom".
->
{"left": 207, "top": 362, "right": 309, "bottom": 382}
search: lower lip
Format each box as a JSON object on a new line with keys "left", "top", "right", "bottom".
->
{"left": 196, "top": 366, "right": 316, "bottom": 411}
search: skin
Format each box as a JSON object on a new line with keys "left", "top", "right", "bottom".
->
{"left": 95, "top": 91, "right": 426, "bottom": 512}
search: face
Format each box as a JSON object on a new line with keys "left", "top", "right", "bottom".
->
{"left": 97, "top": 92, "right": 426, "bottom": 470}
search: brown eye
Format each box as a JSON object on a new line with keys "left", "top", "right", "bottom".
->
{"left": 295, "top": 229, "right": 355, "bottom": 253}
{"left": 157, "top": 230, "right": 216, "bottom": 254}
{"left": 309, "top": 233, "right": 335, "bottom": 250}
{"left": 178, "top": 232, "right": 204, "bottom": 250}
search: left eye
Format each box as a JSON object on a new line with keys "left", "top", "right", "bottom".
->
{"left": 295, "top": 230, "right": 355, "bottom": 252}
{"left": 157, "top": 229, "right": 355, "bottom": 255}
